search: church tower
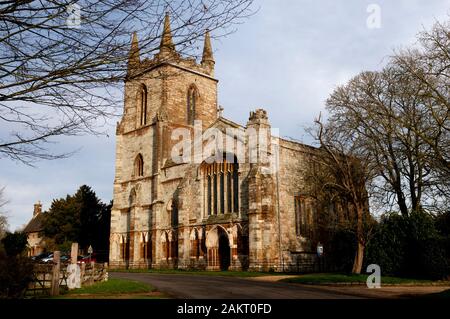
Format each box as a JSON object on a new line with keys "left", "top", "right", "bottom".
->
{"left": 110, "top": 14, "right": 218, "bottom": 268}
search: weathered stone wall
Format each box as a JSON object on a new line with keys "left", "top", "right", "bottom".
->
{"left": 163, "top": 64, "right": 218, "bottom": 129}
{"left": 276, "top": 138, "right": 319, "bottom": 271}
{"left": 119, "top": 77, "right": 163, "bottom": 134}
{"left": 110, "top": 21, "right": 331, "bottom": 271}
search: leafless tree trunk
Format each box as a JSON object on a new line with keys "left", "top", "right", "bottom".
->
{"left": 0, "top": 187, "right": 9, "bottom": 239}
{"left": 0, "top": 0, "right": 254, "bottom": 164}
{"left": 351, "top": 203, "right": 365, "bottom": 274}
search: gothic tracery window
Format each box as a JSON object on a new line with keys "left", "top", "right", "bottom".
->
{"left": 187, "top": 85, "right": 197, "bottom": 125}
{"left": 203, "top": 155, "right": 239, "bottom": 216}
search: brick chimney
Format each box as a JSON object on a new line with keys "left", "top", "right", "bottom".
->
{"left": 33, "top": 201, "right": 42, "bottom": 218}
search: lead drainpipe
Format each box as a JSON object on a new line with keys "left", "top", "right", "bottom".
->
{"left": 275, "top": 138, "right": 284, "bottom": 272}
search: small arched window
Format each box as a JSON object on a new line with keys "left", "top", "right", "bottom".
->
{"left": 134, "top": 154, "right": 144, "bottom": 177}
{"left": 138, "top": 84, "right": 147, "bottom": 126}
{"left": 187, "top": 85, "right": 197, "bottom": 125}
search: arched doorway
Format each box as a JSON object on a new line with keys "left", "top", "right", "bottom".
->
{"left": 206, "top": 226, "right": 232, "bottom": 271}
{"left": 218, "top": 229, "right": 230, "bottom": 271}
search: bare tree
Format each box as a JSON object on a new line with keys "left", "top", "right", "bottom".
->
{"left": 326, "top": 56, "right": 449, "bottom": 216}
{"left": 310, "top": 115, "right": 373, "bottom": 274}
{"left": 320, "top": 18, "right": 450, "bottom": 218}
{"left": 392, "top": 19, "right": 450, "bottom": 196}
{"left": 0, "top": 0, "right": 254, "bottom": 164}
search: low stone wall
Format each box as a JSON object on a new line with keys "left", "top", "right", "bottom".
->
{"left": 79, "top": 262, "right": 108, "bottom": 286}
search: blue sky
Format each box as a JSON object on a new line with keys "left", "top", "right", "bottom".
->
{"left": 1, "top": 0, "right": 449, "bottom": 230}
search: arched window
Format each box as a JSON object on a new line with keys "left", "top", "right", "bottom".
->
{"left": 202, "top": 154, "right": 239, "bottom": 216}
{"left": 190, "top": 229, "right": 200, "bottom": 259}
{"left": 187, "top": 85, "right": 197, "bottom": 125}
{"left": 138, "top": 84, "right": 147, "bottom": 126}
{"left": 134, "top": 154, "right": 144, "bottom": 177}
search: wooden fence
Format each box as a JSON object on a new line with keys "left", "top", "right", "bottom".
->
{"left": 26, "top": 261, "right": 108, "bottom": 297}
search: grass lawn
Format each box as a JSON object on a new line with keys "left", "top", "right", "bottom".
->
{"left": 280, "top": 273, "right": 438, "bottom": 285}
{"left": 55, "top": 278, "right": 164, "bottom": 299}
{"left": 109, "top": 268, "right": 282, "bottom": 277}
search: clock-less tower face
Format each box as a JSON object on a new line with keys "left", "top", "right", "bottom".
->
{"left": 120, "top": 14, "right": 218, "bottom": 134}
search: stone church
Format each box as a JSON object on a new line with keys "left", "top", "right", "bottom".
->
{"left": 109, "top": 14, "right": 327, "bottom": 271}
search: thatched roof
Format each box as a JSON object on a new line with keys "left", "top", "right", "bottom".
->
{"left": 23, "top": 213, "right": 44, "bottom": 233}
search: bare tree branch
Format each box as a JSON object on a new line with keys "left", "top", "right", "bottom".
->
{"left": 0, "top": 0, "right": 255, "bottom": 164}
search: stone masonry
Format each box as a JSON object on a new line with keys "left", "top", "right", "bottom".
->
{"left": 109, "top": 14, "right": 331, "bottom": 271}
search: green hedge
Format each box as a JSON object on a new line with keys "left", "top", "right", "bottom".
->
{"left": 365, "top": 211, "right": 449, "bottom": 280}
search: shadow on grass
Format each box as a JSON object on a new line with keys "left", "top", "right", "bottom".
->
{"left": 280, "top": 273, "right": 440, "bottom": 285}
{"left": 53, "top": 278, "right": 166, "bottom": 299}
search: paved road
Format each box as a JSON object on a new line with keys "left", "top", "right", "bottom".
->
{"left": 111, "top": 272, "right": 364, "bottom": 299}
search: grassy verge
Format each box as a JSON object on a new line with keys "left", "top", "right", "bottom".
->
{"left": 109, "top": 268, "right": 282, "bottom": 277}
{"left": 280, "top": 273, "right": 439, "bottom": 285}
{"left": 55, "top": 278, "right": 163, "bottom": 299}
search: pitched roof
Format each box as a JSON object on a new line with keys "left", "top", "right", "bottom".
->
{"left": 208, "top": 116, "right": 245, "bottom": 130}
{"left": 23, "top": 213, "right": 44, "bottom": 233}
